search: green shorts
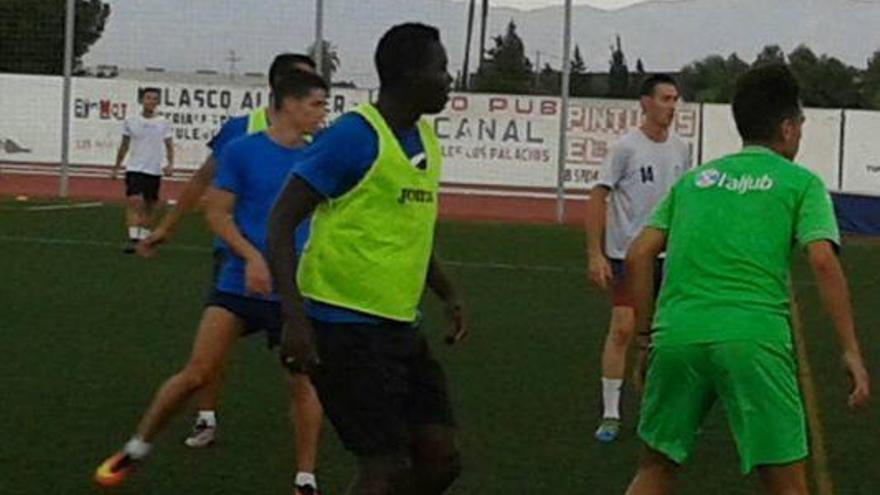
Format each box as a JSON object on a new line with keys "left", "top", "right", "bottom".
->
{"left": 638, "top": 340, "right": 808, "bottom": 474}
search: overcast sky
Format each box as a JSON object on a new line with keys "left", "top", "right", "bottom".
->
{"left": 454, "top": 0, "right": 652, "bottom": 10}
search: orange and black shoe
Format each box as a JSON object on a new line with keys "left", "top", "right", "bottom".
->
{"left": 94, "top": 451, "right": 138, "bottom": 487}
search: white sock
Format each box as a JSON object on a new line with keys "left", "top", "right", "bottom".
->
{"left": 137, "top": 227, "right": 151, "bottom": 240}
{"left": 123, "top": 436, "right": 152, "bottom": 460}
{"left": 197, "top": 410, "right": 217, "bottom": 427}
{"left": 602, "top": 378, "right": 623, "bottom": 420}
{"left": 127, "top": 226, "right": 139, "bottom": 240}
{"left": 295, "top": 472, "right": 317, "bottom": 488}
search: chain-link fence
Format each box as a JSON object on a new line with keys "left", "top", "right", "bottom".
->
{"left": 2, "top": 0, "right": 880, "bottom": 222}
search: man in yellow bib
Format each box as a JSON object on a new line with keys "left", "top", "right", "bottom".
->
{"left": 268, "top": 23, "right": 466, "bottom": 495}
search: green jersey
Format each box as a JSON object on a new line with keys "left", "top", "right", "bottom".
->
{"left": 649, "top": 146, "right": 839, "bottom": 346}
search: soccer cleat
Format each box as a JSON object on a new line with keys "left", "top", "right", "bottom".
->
{"left": 94, "top": 451, "right": 137, "bottom": 487}
{"left": 594, "top": 418, "right": 621, "bottom": 443}
{"left": 295, "top": 484, "right": 321, "bottom": 495}
{"left": 123, "top": 239, "right": 137, "bottom": 254}
{"left": 184, "top": 418, "right": 216, "bottom": 448}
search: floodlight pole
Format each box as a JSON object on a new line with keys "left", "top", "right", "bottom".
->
{"left": 314, "top": 0, "right": 324, "bottom": 77}
{"left": 60, "top": 0, "right": 75, "bottom": 197}
{"left": 556, "top": 0, "right": 573, "bottom": 223}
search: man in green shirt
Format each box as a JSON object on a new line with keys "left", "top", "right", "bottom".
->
{"left": 622, "top": 64, "right": 870, "bottom": 494}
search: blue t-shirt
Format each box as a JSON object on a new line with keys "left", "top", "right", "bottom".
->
{"left": 208, "top": 115, "right": 249, "bottom": 155}
{"left": 291, "top": 112, "right": 425, "bottom": 324}
{"left": 208, "top": 115, "right": 250, "bottom": 251}
{"left": 214, "top": 132, "right": 309, "bottom": 300}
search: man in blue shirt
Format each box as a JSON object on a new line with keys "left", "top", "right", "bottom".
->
{"left": 136, "top": 54, "right": 324, "bottom": 471}
{"left": 96, "top": 69, "right": 329, "bottom": 495}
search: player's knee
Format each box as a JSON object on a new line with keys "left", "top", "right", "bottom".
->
{"left": 640, "top": 446, "right": 679, "bottom": 475}
{"left": 180, "top": 361, "right": 219, "bottom": 390}
{"left": 610, "top": 321, "right": 635, "bottom": 347}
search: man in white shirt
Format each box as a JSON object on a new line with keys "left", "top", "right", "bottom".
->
{"left": 585, "top": 74, "right": 691, "bottom": 442}
{"left": 112, "top": 87, "right": 173, "bottom": 252}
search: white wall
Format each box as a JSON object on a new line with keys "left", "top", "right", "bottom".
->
{"left": 842, "top": 110, "right": 880, "bottom": 196}
{"left": 0, "top": 74, "right": 63, "bottom": 164}
{"left": 2, "top": 74, "right": 879, "bottom": 197}
{"left": 701, "top": 103, "right": 842, "bottom": 190}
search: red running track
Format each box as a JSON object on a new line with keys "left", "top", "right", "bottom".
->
{"left": 0, "top": 171, "right": 588, "bottom": 226}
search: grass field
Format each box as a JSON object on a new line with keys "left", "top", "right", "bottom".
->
{"left": 2, "top": 199, "right": 878, "bottom": 495}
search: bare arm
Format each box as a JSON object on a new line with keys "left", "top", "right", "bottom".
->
{"left": 163, "top": 138, "right": 174, "bottom": 176}
{"left": 112, "top": 136, "right": 130, "bottom": 178}
{"left": 807, "top": 240, "right": 870, "bottom": 409}
{"left": 585, "top": 186, "right": 613, "bottom": 288}
{"left": 624, "top": 227, "right": 667, "bottom": 390}
{"left": 585, "top": 186, "right": 609, "bottom": 256}
{"left": 137, "top": 156, "right": 216, "bottom": 256}
{"left": 267, "top": 177, "right": 323, "bottom": 372}
{"left": 204, "top": 186, "right": 271, "bottom": 296}
{"left": 426, "top": 253, "right": 468, "bottom": 344}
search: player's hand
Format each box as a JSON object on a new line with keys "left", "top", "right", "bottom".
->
{"left": 245, "top": 256, "right": 273, "bottom": 296}
{"left": 136, "top": 227, "right": 168, "bottom": 258}
{"left": 163, "top": 165, "right": 174, "bottom": 177}
{"left": 588, "top": 253, "right": 613, "bottom": 289}
{"left": 279, "top": 320, "right": 319, "bottom": 375}
{"left": 443, "top": 300, "right": 469, "bottom": 346}
{"left": 110, "top": 168, "right": 119, "bottom": 180}
{"left": 843, "top": 350, "right": 870, "bottom": 409}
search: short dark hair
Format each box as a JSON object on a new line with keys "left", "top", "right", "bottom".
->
{"left": 272, "top": 69, "right": 328, "bottom": 110}
{"left": 639, "top": 73, "right": 678, "bottom": 97}
{"left": 732, "top": 64, "right": 802, "bottom": 142}
{"left": 140, "top": 87, "right": 161, "bottom": 101}
{"left": 269, "top": 53, "right": 316, "bottom": 89}
{"left": 375, "top": 23, "right": 441, "bottom": 88}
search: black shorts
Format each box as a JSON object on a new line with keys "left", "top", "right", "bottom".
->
{"left": 205, "top": 289, "right": 282, "bottom": 347}
{"left": 124, "top": 171, "right": 161, "bottom": 201}
{"left": 310, "top": 320, "right": 455, "bottom": 457}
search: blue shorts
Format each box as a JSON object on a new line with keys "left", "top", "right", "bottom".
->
{"left": 205, "top": 289, "right": 282, "bottom": 347}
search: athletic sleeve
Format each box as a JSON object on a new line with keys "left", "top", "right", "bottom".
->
{"left": 214, "top": 142, "right": 245, "bottom": 195}
{"left": 163, "top": 120, "right": 173, "bottom": 140}
{"left": 648, "top": 185, "right": 675, "bottom": 231}
{"left": 796, "top": 175, "right": 840, "bottom": 247}
{"left": 208, "top": 116, "right": 247, "bottom": 155}
{"left": 292, "top": 113, "right": 378, "bottom": 199}
{"left": 121, "top": 118, "right": 132, "bottom": 137}
{"left": 596, "top": 142, "right": 631, "bottom": 189}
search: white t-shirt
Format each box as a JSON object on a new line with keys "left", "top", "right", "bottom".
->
{"left": 122, "top": 114, "right": 172, "bottom": 175}
{"left": 596, "top": 129, "right": 691, "bottom": 260}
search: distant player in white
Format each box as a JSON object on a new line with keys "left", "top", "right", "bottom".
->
{"left": 112, "top": 87, "right": 173, "bottom": 252}
{"left": 585, "top": 74, "right": 691, "bottom": 442}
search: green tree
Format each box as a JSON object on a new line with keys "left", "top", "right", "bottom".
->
{"left": 788, "top": 45, "right": 859, "bottom": 108}
{"left": 608, "top": 35, "right": 629, "bottom": 97}
{"left": 0, "top": 0, "right": 110, "bottom": 75}
{"left": 752, "top": 44, "right": 786, "bottom": 67}
{"left": 570, "top": 44, "right": 590, "bottom": 96}
{"left": 861, "top": 50, "right": 880, "bottom": 109}
{"left": 307, "top": 39, "right": 340, "bottom": 84}
{"left": 679, "top": 53, "right": 748, "bottom": 103}
{"left": 535, "top": 63, "right": 560, "bottom": 95}
{"left": 571, "top": 45, "right": 587, "bottom": 74}
{"left": 471, "top": 20, "right": 533, "bottom": 94}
